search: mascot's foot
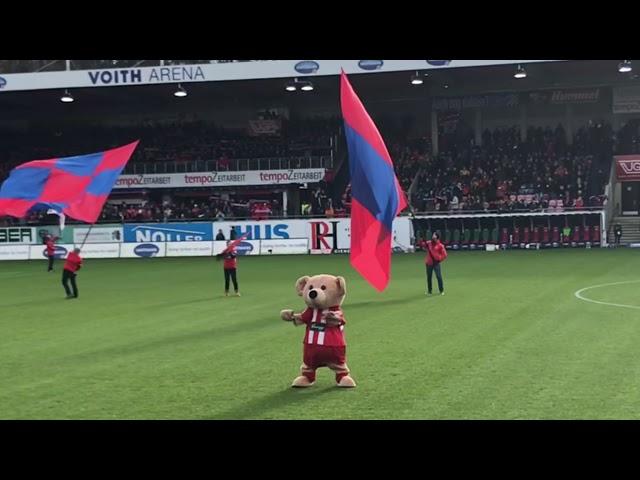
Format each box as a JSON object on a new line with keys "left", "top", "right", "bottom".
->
{"left": 291, "top": 376, "right": 315, "bottom": 388}
{"left": 336, "top": 375, "right": 356, "bottom": 388}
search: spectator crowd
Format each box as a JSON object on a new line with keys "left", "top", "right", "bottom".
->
{"left": 3, "top": 117, "right": 640, "bottom": 226}
{"left": 410, "top": 122, "right": 615, "bottom": 213}
{"left": 0, "top": 117, "right": 339, "bottom": 177}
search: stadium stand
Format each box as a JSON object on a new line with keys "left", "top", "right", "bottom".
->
{"left": 411, "top": 123, "right": 613, "bottom": 213}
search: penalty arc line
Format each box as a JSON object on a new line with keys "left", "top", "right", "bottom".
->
{"left": 574, "top": 280, "right": 640, "bottom": 311}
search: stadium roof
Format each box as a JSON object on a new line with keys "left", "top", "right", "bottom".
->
{"left": 0, "top": 60, "right": 637, "bottom": 119}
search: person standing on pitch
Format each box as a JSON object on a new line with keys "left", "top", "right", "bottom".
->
{"left": 614, "top": 223, "right": 622, "bottom": 246}
{"left": 62, "top": 248, "right": 83, "bottom": 299}
{"left": 45, "top": 234, "right": 59, "bottom": 272}
{"left": 425, "top": 231, "right": 447, "bottom": 296}
{"left": 219, "top": 241, "right": 240, "bottom": 297}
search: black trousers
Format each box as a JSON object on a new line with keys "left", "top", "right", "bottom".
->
{"left": 47, "top": 255, "right": 54, "bottom": 271}
{"left": 426, "top": 263, "right": 444, "bottom": 293}
{"left": 62, "top": 269, "right": 78, "bottom": 297}
{"left": 224, "top": 268, "right": 238, "bottom": 292}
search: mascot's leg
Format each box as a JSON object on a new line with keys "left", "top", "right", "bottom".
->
{"left": 327, "top": 347, "right": 355, "bottom": 387}
{"left": 292, "top": 363, "right": 316, "bottom": 387}
{"left": 328, "top": 363, "right": 356, "bottom": 387}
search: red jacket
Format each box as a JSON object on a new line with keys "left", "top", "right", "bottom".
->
{"left": 222, "top": 247, "right": 237, "bottom": 270}
{"left": 425, "top": 240, "right": 447, "bottom": 266}
{"left": 45, "top": 236, "right": 58, "bottom": 256}
{"left": 64, "top": 252, "right": 83, "bottom": 273}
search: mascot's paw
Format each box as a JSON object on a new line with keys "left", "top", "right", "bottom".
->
{"left": 336, "top": 375, "right": 357, "bottom": 388}
{"left": 280, "top": 309, "right": 294, "bottom": 321}
{"left": 325, "top": 318, "right": 342, "bottom": 327}
{"left": 291, "top": 376, "right": 314, "bottom": 388}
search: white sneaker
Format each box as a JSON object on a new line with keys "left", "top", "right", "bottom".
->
{"left": 440, "top": 292, "right": 445, "bottom": 296}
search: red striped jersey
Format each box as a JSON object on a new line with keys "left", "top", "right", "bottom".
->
{"left": 299, "top": 305, "right": 346, "bottom": 347}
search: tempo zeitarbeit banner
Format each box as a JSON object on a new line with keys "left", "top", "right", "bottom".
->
{"left": 114, "top": 169, "right": 326, "bottom": 189}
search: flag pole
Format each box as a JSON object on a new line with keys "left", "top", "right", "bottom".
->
{"left": 79, "top": 224, "right": 95, "bottom": 250}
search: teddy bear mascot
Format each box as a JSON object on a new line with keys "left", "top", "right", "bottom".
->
{"left": 280, "top": 274, "right": 356, "bottom": 388}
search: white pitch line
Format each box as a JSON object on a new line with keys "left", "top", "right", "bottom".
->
{"left": 574, "top": 280, "right": 640, "bottom": 311}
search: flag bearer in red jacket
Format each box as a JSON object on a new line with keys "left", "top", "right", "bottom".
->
{"left": 62, "top": 248, "right": 83, "bottom": 299}
{"left": 425, "top": 232, "right": 447, "bottom": 296}
{"left": 220, "top": 241, "right": 240, "bottom": 297}
{"left": 45, "top": 234, "right": 59, "bottom": 272}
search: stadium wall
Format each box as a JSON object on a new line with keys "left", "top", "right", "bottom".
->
{"left": 412, "top": 210, "right": 606, "bottom": 249}
{"left": 0, "top": 217, "right": 414, "bottom": 260}
{"left": 0, "top": 212, "right": 606, "bottom": 261}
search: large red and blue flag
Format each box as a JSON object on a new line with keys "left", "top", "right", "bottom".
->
{"left": 0, "top": 141, "right": 139, "bottom": 224}
{"left": 340, "top": 71, "right": 408, "bottom": 292}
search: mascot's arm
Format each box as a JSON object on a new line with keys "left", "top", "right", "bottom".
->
{"left": 280, "top": 309, "right": 309, "bottom": 326}
{"left": 324, "top": 310, "right": 345, "bottom": 327}
{"left": 292, "top": 315, "right": 306, "bottom": 326}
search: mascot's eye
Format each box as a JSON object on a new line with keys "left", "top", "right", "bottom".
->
{"left": 309, "top": 285, "right": 314, "bottom": 289}
{"left": 321, "top": 285, "right": 326, "bottom": 290}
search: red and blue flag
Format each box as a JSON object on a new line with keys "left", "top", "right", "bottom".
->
{"left": 340, "top": 71, "right": 408, "bottom": 292}
{"left": 0, "top": 141, "right": 139, "bottom": 223}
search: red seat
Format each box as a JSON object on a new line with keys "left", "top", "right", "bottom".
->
{"left": 552, "top": 226, "right": 560, "bottom": 243}
{"left": 523, "top": 227, "right": 530, "bottom": 244}
{"left": 500, "top": 228, "right": 509, "bottom": 244}
{"left": 542, "top": 227, "right": 550, "bottom": 244}
{"left": 532, "top": 227, "right": 540, "bottom": 243}
{"left": 592, "top": 225, "right": 601, "bottom": 243}
{"left": 512, "top": 228, "right": 520, "bottom": 245}
{"left": 583, "top": 226, "right": 591, "bottom": 243}
{"left": 572, "top": 226, "right": 582, "bottom": 243}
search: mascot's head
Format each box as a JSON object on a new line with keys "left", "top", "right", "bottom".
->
{"left": 295, "top": 274, "right": 346, "bottom": 309}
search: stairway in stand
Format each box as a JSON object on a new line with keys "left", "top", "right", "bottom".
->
{"left": 608, "top": 216, "right": 640, "bottom": 245}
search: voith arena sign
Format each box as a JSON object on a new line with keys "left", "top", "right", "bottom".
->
{"left": 88, "top": 66, "right": 206, "bottom": 86}
{"left": 0, "top": 61, "right": 563, "bottom": 93}
{"left": 616, "top": 155, "right": 640, "bottom": 181}
{"left": 114, "top": 169, "right": 326, "bottom": 189}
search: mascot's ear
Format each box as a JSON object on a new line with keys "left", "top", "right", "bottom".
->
{"left": 336, "top": 276, "right": 347, "bottom": 296}
{"left": 295, "top": 276, "right": 310, "bottom": 296}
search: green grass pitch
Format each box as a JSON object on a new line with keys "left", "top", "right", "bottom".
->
{"left": 1, "top": 249, "right": 639, "bottom": 419}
